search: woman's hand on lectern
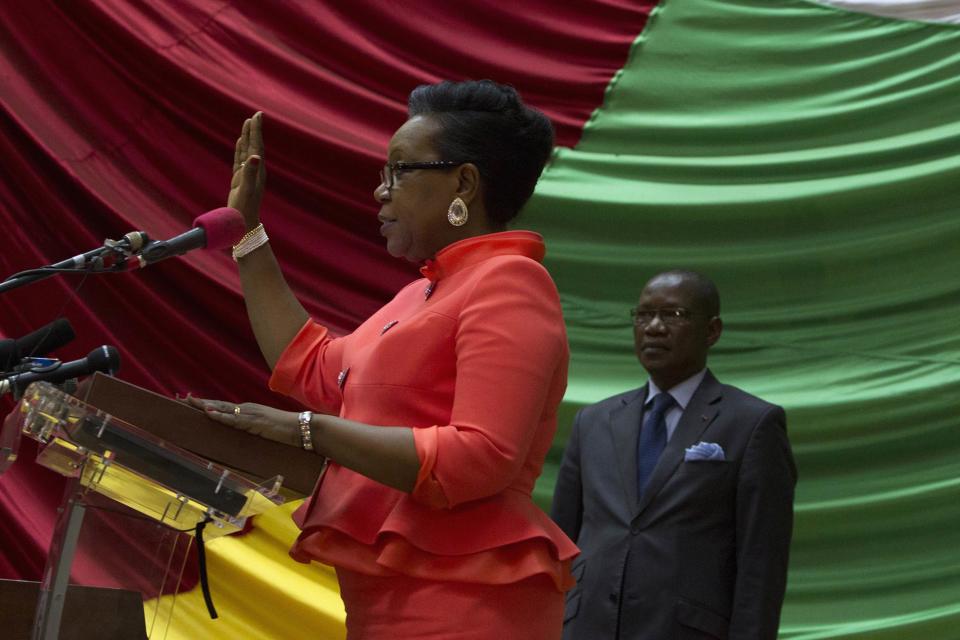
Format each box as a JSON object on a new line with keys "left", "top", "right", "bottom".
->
{"left": 228, "top": 111, "right": 266, "bottom": 229}
{"left": 182, "top": 394, "right": 299, "bottom": 448}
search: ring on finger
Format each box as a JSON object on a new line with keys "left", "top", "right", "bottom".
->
{"left": 234, "top": 405, "right": 241, "bottom": 417}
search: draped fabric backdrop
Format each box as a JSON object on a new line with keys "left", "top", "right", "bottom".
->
{"left": 1, "top": 1, "right": 958, "bottom": 639}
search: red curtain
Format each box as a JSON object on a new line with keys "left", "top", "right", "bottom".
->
{"left": 0, "top": 0, "right": 653, "bottom": 582}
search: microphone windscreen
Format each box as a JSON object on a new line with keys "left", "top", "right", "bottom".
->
{"left": 193, "top": 207, "right": 246, "bottom": 251}
{"left": 0, "top": 339, "right": 17, "bottom": 371}
{"left": 16, "top": 318, "right": 76, "bottom": 359}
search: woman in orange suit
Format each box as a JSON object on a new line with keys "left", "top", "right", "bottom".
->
{"left": 188, "top": 80, "right": 578, "bottom": 639}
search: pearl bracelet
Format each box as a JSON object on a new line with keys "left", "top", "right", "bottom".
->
{"left": 232, "top": 223, "right": 269, "bottom": 261}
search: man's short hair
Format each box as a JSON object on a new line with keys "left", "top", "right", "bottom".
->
{"left": 650, "top": 270, "right": 720, "bottom": 317}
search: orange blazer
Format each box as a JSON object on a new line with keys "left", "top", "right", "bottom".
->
{"left": 269, "top": 231, "right": 578, "bottom": 589}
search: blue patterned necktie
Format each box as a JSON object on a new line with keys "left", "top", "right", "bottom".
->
{"left": 637, "top": 392, "right": 676, "bottom": 497}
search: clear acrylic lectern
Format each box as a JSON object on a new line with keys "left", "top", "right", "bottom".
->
{"left": 2, "top": 381, "right": 285, "bottom": 639}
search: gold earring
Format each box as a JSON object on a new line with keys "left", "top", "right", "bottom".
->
{"left": 447, "top": 197, "right": 468, "bottom": 226}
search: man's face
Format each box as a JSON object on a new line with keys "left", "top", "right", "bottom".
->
{"left": 632, "top": 274, "right": 722, "bottom": 390}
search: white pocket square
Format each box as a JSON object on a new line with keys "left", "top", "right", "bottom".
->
{"left": 684, "top": 441, "right": 725, "bottom": 461}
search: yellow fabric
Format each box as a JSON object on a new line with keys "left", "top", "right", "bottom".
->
{"left": 146, "top": 500, "right": 346, "bottom": 640}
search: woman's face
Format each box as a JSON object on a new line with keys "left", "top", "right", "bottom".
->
{"left": 374, "top": 116, "right": 461, "bottom": 262}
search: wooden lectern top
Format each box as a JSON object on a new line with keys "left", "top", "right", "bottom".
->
{"left": 79, "top": 373, "right": 322, "bottom": 496}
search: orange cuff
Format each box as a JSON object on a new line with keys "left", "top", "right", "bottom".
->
{"left": 411, "top": 426, "right": 450, "bottom": 509}
{"left": 268, "top": 319, "right": 328, "bottom": 394}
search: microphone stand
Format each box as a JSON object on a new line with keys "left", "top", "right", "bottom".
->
{"left": 0, "top": 234, "right": 146, "bottom": 295}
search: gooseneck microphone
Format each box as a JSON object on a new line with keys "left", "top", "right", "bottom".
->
{"left": 0, "top": 345, "right": 120, "bottom": 396}
{"left": 126, "top": 207, "right": 246, "bottom": 269}
{"left": 0, "top": 208, "right": 247, "bottom": 294}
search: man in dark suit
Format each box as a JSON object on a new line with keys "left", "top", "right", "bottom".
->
{"left": 552, "top": 270, "right": 796, "bottom": 640}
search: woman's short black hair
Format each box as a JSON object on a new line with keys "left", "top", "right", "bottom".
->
{"left": 407, "top": 79, "right": 555, "bottom": 227}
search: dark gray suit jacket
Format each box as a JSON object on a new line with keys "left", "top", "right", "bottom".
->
{"left": 551, "top": 370, "right": 796, "bottom": 640}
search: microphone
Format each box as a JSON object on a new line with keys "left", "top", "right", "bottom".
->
{"left": 0, "top": 318, "right": 76, "bottom": 371}
{"left": 127, "top": 208, "right": 246, "bottom": 269}
{"left": 0, "top": 208, "right": 244, "bottom": 295}
{"left": 0, "top": 345, "right": 120, "bottom": 396}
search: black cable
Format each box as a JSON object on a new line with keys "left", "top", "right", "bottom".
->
{"left": 3, "top": 265, "right": 125, "bottom": 281}
{"left": 195, "top": 516, "right": 219, "bottom": 620}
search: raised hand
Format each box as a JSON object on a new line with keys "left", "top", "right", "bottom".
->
{"left": 183, "top": 394, "right": 300, "bottom": 448}
{"left": 229, "top": 111, "right": 267, "bottom": 229}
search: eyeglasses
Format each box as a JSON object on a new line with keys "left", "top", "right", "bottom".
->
{"left": 379, "top": 161, "right": 460, "bottom": 190}
{"left": 630, "top": 307, "right": 699, "bottom": 327}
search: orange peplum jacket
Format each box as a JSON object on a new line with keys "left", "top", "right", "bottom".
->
{"left": 269, "top": 230, "right": 578, "bottom": 590}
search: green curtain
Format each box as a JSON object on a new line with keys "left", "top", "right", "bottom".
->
{"left": 527, "top": 0, "right": 960, "bottom": 637}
